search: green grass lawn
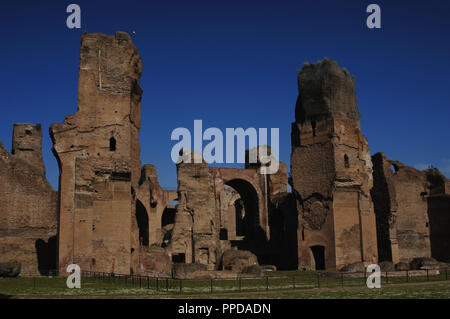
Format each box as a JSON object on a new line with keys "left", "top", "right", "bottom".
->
{"left": 0, "top": 270, "right": 449, "bottom": 299}
{"left": 196, "top": 282, "right": 450, "bottom": 299}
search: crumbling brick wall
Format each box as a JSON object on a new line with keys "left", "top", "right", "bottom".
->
{"left": 218, "top": 185, "right": 242, "bottom": 242}
{"left": 371, "top": 154, "right": 431, "bottom": 263}
{"left": 370, "top": 153, "right": 399, "bottom": 263}
{"left": 50, "top": 32, "right": 143, "bottom": 275}
{"left": 427, "top": 195, "right": 450, "bottom": 261}
{"left": 12, "top": 124, "right": 46, "bottom": 175}
{"left": 426, "top": 169, "right": 450, "bottom": 261}
{"left": 389, "top": 163, "right": 431, "bottom": 262}
{"left": 168, "top": 150, "right": 287, "bottom": 269}
{"left": 136, "top": 164, "right": 177, "bottom": 247}
{"left": 290, "top": 59, "right": 378, "bottom": 270}
{"left": 169, "top": 155, "right": 220, "bottom": 269}
{"left": 0, "top": 125, "right": 58, "bottom": 275}
{"left": 4, "top": 34, "right": 447, "bottom": 276}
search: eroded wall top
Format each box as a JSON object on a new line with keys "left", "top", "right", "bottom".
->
{"left": 12, "top": 123, "right": 45, "bottom": 175}
{"left": 295, "top": 59, "right": 360, "bottom": 124}
{"left": 51, "top": 32, "right": 143, "bottom": 132}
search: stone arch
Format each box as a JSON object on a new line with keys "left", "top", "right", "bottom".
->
{"left": 221, "top": 178, "right": 270, "bottom": 264}
{"left": 214, "top": 167, "right": 269, "bottom": 239}
{"left": 224, "top": 179, "right": 260, "bottom": 239}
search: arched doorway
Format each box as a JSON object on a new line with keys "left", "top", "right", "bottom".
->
{"left": 310, "top": 245, "right": 325, "bottom": 270}
{"left": 136, "top": 200, "right": 149, "bottom": 246}
{"left": 225, "top": 179, "right": 260, "bottom": 239}
{"left": 224, "top": 179, "right": 268, "bottom": 263}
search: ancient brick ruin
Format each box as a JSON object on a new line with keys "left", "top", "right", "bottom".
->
{"left": 0, "top": 32, "right": 448, "bottom": 276}
{"left": 0, "top": 124, "right": 58, "bottom": 275}
{"left": 371, "top": 154, "right": 450, "bottom": 264}
{"left": 168, "top": 150, "right": 287, "bottom": 270}
{"left": 290, "top": 60, "right": 378, "bottom": 270}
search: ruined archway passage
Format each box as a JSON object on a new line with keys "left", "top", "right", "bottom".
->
{"left": 225, "top": 179, "right": 260, "bottom": 239}
{"left": 136, "top": 200, "right": 149, "bottom": 246}
{"left": 225, "top": 179, "right": 269, "bottom": 264}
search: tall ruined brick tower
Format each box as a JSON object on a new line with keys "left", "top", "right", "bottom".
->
{"left": 50, "top": 32, "right": 143, "bottom": 274}
{"left": 290, "top": 59, "right": 378, "bottom": 270}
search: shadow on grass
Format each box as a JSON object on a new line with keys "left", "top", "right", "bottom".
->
{"left": 0, "top": 294, "right": 12, "bottom": 299}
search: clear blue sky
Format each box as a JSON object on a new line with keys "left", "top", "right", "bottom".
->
{"left": 1, "top": 0, "right": 449, "bottom": 190}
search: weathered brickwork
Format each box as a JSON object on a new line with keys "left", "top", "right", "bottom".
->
{"left": 0, "top": 127, "right": 58, "bottom": 275}
{"left": 167, "top": 151, "right": 287, "bottom": 269}
{"left": 371, "top": 154, "right": 432, "bottom": 263}
{"left": 425, "top": 170, "right": 450, "bottom": 261}
{"left": 1, "top": 34, "right": 449, "bottom": 276}
{"left": 50, "top": 32, "right": 143, "bottom": 274}
{"left": 290, "top": 59, "right": 378, "bottom": 270}
{"left": 136, "top": 164, "right": 177, "bottom": 247}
